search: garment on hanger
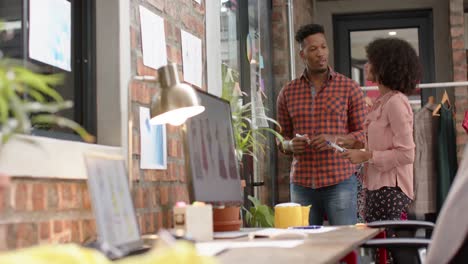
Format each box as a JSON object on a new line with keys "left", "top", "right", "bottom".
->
{"left": 436, "top": 104, "right": 458, "bottom": 212}
{"left": 463, "top": 111, "right": 468, "bottom": 134}
{"left": 407, "top": 101, "right": 437, "bottom": 219}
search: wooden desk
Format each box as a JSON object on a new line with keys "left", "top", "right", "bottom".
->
{"left": 217, "top": 226, "right": 381, "bottom": 264}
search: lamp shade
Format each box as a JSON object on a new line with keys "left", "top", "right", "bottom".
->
{"left": 150, "top": 64, "right": 205, "bottom": 126}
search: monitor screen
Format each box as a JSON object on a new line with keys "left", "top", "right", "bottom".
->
{"left": 28, "top": 0, "right": 71, "bottom": 71}
{"left": 185, "top": 90, "right": 242, "bottom": 205}
{"left": 84, "top": 153, "right": 143, "bottom": 252}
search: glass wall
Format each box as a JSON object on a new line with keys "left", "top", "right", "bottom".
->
{"left": 215, "top": 0, "right": 276, "bottom": 205}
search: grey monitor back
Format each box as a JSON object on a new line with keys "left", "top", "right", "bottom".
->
{"left": 185, "top": 89, "right": 243, "bottom": 206}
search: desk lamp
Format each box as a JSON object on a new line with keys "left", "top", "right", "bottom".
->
{"left": 150, "top": 63, "right": 205, "bottom": 126}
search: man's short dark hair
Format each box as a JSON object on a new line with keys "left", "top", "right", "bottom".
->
{"left": 295, "top": 24, "right": 325, "bottom": 44}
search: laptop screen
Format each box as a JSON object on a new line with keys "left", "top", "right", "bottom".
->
{"left": 84, "top": 153, "right": 142, "bottom": 251}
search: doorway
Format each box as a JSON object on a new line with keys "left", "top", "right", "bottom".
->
{"left": 333, "top": 9, "right": 435, "bottom": 104}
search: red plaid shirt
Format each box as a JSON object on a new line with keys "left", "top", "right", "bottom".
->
{"left": 276, "top": 68, "right": 366, "bottom": 188}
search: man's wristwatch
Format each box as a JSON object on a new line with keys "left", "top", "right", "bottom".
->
{"left": 282, "top": 140, "right": 293, "bottom": 152}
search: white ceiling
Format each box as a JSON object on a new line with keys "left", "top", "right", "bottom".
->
{"left": 350, "top": 28, "right": 419, "bottom": 61}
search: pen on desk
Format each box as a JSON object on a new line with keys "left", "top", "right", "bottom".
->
{"left": 289, "top": 225, "right": 322, "bottom": 230}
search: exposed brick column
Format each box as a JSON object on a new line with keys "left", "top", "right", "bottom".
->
{"left": 272, "top": 0, "right": 315, "bottom": 203}
{"left": 292, "top": 0, "right": 314, "bottom": 78}
{"left": 449, "top": 0, "right": 468, "bottom": 160}
{"left": 129, "top": 0, "right": 205, "bottom": 232}
{"left": 272, "top": 0, "right": 293, "bottom": 203}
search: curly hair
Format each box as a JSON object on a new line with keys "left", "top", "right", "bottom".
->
{"left": 365, "top": 38, "right": 421, "bottom": 95}
{"left": 295, "top": 24, "right": 325, "bottom": 45}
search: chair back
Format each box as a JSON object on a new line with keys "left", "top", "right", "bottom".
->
{"left": 426, "top": 145, "right": 468, "bottom": 264}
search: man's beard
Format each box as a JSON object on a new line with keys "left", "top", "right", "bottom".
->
{"left": 308, "top": 67, "right": 328, "bottom": 74}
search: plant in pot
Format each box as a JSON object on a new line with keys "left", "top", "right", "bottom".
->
{"left": 211, "top": 66, "right": 283, "bottom": 231}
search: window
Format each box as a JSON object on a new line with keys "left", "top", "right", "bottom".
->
{"left": 0, "top": 0, "right": 96, "bottom": 141}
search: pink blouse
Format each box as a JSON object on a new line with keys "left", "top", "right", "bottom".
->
{"left": 364, "top": 91, "right": 415, "bottom": 199}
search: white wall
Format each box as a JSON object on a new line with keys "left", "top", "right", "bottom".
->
{"left": 315, "top": 0, "right": 452, "bottom": 82}
{"left": 96, "top": 0, "right": 130, "bottom": 148}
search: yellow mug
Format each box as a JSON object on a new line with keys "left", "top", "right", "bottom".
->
{"left": 274, "top": 203, "right": 311, "bottom": 229}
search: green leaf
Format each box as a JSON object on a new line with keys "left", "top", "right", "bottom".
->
{"left": 257, "top": 205, "right": 274, "bottom": 227}
{"left": 26, "top": 89, "right": 46, "bottom": 103}
{"left": 23, "top": 101, "right": 73, "bottom": 113}
{"left": 242, "top": 207, "right": 253, "bottom": 226}
{"left": 248, "top": 195, "right": 261, "bottom": 208}
{"left": 9, "top": 90, "right": 31, "bottom": 133}
{"left": 13, "top": 67, "right": 64, "bottom": 102}
{"left": 257, "top": 127, "right": 284, "bottom": 141}
{"left": 31, "top": 114, "right": 95, "bottom": 143}
{"left": 0, "top": 95, "right": 8, "bottom": 123}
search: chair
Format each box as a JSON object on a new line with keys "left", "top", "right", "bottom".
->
{"left": 363, "top": 144, "right": 468, "bottom": 264}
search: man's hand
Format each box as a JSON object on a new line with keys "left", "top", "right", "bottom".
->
{"left": 290, "top": 135, "right": 310, "bottom": 154}
{"left": 339, "top": 149, "right": 372, "bottom": 164}
{"left": 310, "top": 134, "right": 335, "bottom": 152}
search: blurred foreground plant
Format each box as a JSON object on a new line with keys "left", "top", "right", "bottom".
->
{"left": 0, "top": 59, "right": 94, "bottom": 143}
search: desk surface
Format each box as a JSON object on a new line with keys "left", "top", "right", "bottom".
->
{"left": 217, "top": 226, "right": 381, "bottom": 264}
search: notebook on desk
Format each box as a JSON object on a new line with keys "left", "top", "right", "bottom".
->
{"left": 84, "top": 153, "right": 151, "bottom": 260}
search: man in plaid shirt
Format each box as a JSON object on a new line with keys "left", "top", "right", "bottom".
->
{"left": 276, "top": 24, "right": 366, "bottom": 225}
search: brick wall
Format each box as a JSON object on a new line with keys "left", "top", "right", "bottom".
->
{"left": 0, "top": 0, "right": 206, "bottom": 251}
{"left": 0, "top": 178, "right": 95, "bottom": 250}
{"left": 292, "top": 0, "right": 314, "bottom": 78}
{"left": 450, "top": 0, "right": 468, "bottom": 160}
{"left": 272, "top": 0, "right": 315, "bottom": 203}
{"left": 129, "top": 0, "right": 206, "bottom": 232}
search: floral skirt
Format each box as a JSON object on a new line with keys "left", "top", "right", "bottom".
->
{"left": 356, "top": 166, "right": 366, "bottom": 223}
{"left": 364, "top": 186, "right": 412, "bottom": 223}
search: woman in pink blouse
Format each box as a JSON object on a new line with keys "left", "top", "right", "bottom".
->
{"left": 339, "top": 38, "right": 421, "bottom": 223}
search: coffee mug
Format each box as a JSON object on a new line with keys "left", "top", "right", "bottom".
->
{"left": 274, "top": 203, "right": 311, "bottom": 229}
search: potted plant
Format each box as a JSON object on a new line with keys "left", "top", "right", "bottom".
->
{"left": 243, "top": 195, "right": 275, "bottom": 227}
{"left": 214, "top": 66, "right": 283, "bottom": 231}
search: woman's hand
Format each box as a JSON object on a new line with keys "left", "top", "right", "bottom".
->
{"left": 340, "top": 149, "right": 372, "bottom": 164}
{"left": 336, "top": 136, "right": 365, "bottom": 149}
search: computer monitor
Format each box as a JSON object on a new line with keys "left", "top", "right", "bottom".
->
{"left": 83, "top": 153, "right": 143, "bottom": 254}
{"left": 185, "top": 90, "right": 243, "bottom": 205}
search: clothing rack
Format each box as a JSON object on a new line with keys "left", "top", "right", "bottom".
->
{"left": 361, "top": 81, "right": 468, "bottom": 91}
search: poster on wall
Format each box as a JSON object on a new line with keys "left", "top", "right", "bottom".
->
{"left": 139, "top": 107, "right": 167, "bottom": 169}
{"left": 29, "top": 0, "right": 71, "bottom": 71}
{"left": 139, "top": 5, "right": 167, "bottom": 70}
{"left": 181, "top": 30, "right": 202, "bottom": 88}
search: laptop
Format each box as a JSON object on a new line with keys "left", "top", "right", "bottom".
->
{"left": 83, "top": 153, "right": 151, "bottom": 259}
